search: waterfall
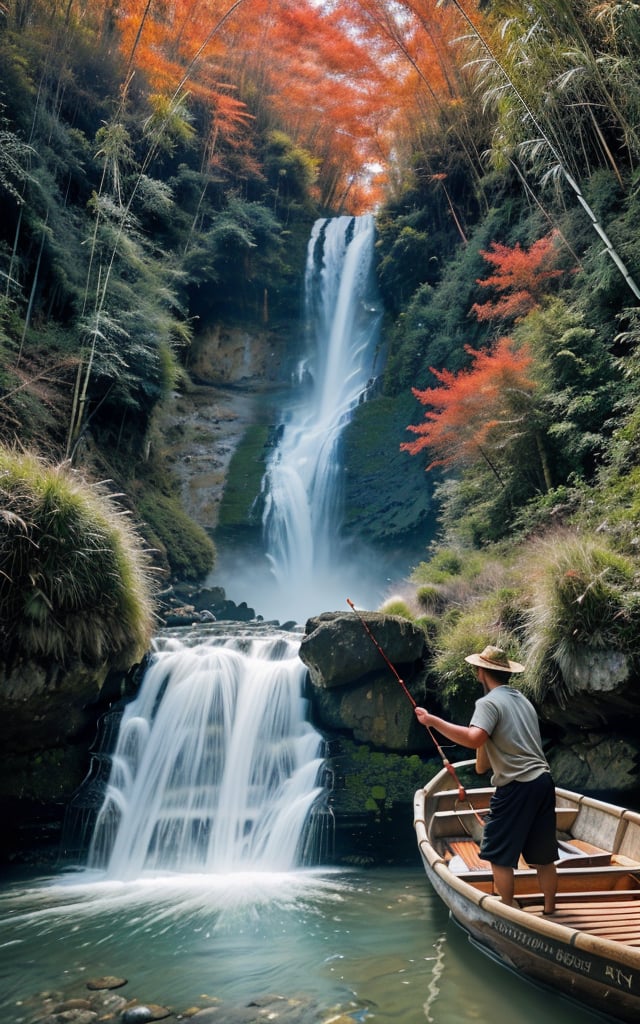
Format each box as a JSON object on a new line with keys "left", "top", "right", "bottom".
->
{"left": 87, "top": 629, "right": 327, "bottom": 880}
{"left": 259, "top": 213, "right": 382, "bottom": 622}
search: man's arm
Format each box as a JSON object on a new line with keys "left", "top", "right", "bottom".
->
{"left": 414, "top": 706, "right": 488, "bottom": 750}
{"left": 475, "top": 742, "right": 491, "bottom": 774}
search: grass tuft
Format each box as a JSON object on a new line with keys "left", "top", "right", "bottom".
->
{"left": 0, "top": 446, "right": 156, "bottom": 668}
{"left": 519, "top": 529, "right": 640, "bottom": 703}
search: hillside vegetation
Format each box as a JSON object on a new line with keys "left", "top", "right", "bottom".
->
{"left": 1, "top": 0, "right": 640, "bottom": 727}
{"left": 366, "top": 2, "right": 640, "bottom": 723}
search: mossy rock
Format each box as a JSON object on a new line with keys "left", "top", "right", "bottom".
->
{"left": 137, "top": 490, "right": 216, "bottom": 582}
{"left": 327, "top": 738, "right": 438, "bottom": 816}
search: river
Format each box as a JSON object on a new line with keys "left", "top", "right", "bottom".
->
{"left": 0, "top": 864, "right": 611, "bottom": 1023}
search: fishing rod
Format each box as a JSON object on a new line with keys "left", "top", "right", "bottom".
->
{"left": 346, "top": 598, "right": 480, "bottom": 815}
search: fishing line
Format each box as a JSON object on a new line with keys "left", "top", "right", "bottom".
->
{"left": 346, "top": 598, "right": 484, "bottom": 826}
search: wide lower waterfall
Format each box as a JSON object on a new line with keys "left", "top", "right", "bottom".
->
{"left": 86, "top": 628, "right": 327, "bottom": 880}
{"left": 259, "top": 213, "right": 383, "bottom": 622}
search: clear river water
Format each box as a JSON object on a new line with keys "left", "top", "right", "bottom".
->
{"left": 1, "top": 864, "right": 611, "bottom": 1024}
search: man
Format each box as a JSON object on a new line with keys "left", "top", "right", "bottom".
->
{"left": 414, "top": 644, "right": 557, "bottom": 914}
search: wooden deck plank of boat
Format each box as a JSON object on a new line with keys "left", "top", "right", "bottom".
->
{"left": 526, "top": 899, "right": 640, "bottom": 943}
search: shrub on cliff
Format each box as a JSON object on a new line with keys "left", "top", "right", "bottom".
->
{"left": 519, "top": 530, "right": 640, "bottom": 704}
{"left": 0, "top": 447, "right": 155, "bottom": 667}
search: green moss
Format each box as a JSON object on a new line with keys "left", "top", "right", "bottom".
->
{"left": 342, "top": 392, "right": 436, "bottom": 547}
{"left": 137, "top": 489, "right": 216, "bottom": 582}
{"left": 217, "top": 423, "right": 270, "bottom": 529}
{"left": 329, "top": 738, "right": 437, "bottom": 815}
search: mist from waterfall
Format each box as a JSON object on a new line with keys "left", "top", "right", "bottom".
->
{"left": 87, "top": 629, "right": 326, "bottom": 880}
{"left": 259, "top": 214, "right": 383, "bottom": 622}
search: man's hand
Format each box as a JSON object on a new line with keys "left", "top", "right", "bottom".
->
{"left": 414, "top": 706, "right": 490, "bottom": 751}
{"left": 414, "top": 706, "right": 432, "bottom": 727}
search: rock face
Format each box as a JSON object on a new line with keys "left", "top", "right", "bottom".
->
{"left": 0, "top": 655, "right": 139, "bottom": 862}
{"left": 190, "top": 324, "right": 292, "bottom": 389}
{"left": 299, "top": 611, "right": 432, "bottom": 751}
{"left": 541, "top": 645, "right": 637, "bottom": 727}
{"left": 548, "top": 732, "right": 640, "bottom": 792}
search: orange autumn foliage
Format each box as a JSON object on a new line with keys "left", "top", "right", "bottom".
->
{"left": 401, "top": 338, "right": 536, "bottom": 470}
{"left": 471, "top": 231, "right": 564, "bottom": 322}
{"left": 107, "top": 0, "right": 489, "bottom": 213}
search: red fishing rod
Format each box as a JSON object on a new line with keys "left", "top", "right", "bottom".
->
{"left": 346, "top": 598, "right": 481, "bottom": 817}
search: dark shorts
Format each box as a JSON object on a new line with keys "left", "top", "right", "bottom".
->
{"left": 480, "top": 772, "right": 558, "bottom": 869}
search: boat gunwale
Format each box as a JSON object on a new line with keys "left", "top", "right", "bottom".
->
{"left": 413, "top": 761, "right": 640, "bottom": 974}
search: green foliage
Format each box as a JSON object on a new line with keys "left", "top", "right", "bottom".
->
{"left": 0, "top": 109, "right": 33, "bottom": 201}
{"left": 515, "top": 299, "right": 619, "bottom": 482}
{"left": 427, "top": 589, "right": 530, "bottom": 719}
{"left": 411, "top": 546, "right": 486, "bottom": 586}
{"left": 183, "top": 193, "right": 295, "bottom": 322}
{"left": 136, "top": 490, "right": 216, "bottom": 583}
{"left": 519, "top": 531, "right": 640, "bottom": 704}
{"left": 378, "top": 596, "right": 415, "bottom": 620}
{"left": 0, "top": 447, "right": 155, "bottom": 667}
{"left": 381, "top": 215, "right": 504, "bottom": 395}
{"left": 415, "top": 585, "right": 444, "bottom": 613}
{"left": 262, "top": 130, "right": 318, "bottom": 214}
{"left": 332, "top": 738, "right": 434, "bottom": 815}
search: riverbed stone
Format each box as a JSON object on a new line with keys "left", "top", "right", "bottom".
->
{"left": 39, "top": 1012, "right": 97, "bottom": 1023}
{"left": 53, "top": 999, "right": 93, "bottom": 1011}
{"left": 86, "top": 975, "right": 127, "bottom": 990}
{"left": 121, "top": 1005, "right": 172, "bottom": 1022}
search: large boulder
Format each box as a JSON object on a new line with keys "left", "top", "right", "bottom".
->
{"left": 540, "top": 646, "right": 637, "bottom": 727}
{"left": 548, "top": 731, "right": 640, "bottom": 793}
{"left": 299, "top": 611, "right": 431, "bottom": 751}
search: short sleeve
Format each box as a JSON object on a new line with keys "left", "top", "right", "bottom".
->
{"left": 470, "top": 694, "right": 500, "bottom": 736}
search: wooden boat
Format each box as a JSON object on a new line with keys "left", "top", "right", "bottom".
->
{"left": 413, "top": 760, "right": 640, "bottom": 1022}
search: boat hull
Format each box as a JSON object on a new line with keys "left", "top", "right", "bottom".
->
{"left": 420, "top": 853, "right": 639, "bottom": 1021}
{"left": 414, "top": 762, "right": 640, "bottom": 1023}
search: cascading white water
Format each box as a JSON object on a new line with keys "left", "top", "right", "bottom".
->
{"left": 87, "top": 629, "right": 326, "bottom": 880}
{"left": 260, "top": 214, "right": 382, "bottom": 621}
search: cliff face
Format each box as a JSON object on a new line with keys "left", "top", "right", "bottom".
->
{"left": 0, "top": 655, "right": 140, "bottom": 863}
{"left": 156, "top": 323, "right": 292, "bottom": 538}
{"left": 159, "top": 325, "right": 436, "bottom": 571}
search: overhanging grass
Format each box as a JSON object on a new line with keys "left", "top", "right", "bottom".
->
{"left": 518, "top": 530, "right": 640, "bottom": 703}
{"left": 0, "top": 446, "right": 156, "bottom": 667}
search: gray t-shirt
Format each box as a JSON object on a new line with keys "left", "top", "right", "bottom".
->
{"left": 470, "top": 684, "right": 550, "bottom": 787}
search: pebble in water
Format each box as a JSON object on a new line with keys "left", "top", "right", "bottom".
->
{"left": 17, "top": 979, "right": 371, "bottom": 1024}
{"left": 86, "top": 976, "right": 128, "bottom": 991}
{"left": 121, "top": 1005, "right": 172, "bottom": 1023}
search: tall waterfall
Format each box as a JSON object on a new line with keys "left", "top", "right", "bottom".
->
{"left": 87, "top": 629, "right": 326, "bottom": 880}
{"left": 260, "top": 214, "right": 382, "bottom": 622}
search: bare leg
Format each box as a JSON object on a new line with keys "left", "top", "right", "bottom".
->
{"left": 532, "top": 862, "right": 557, "bottom": 914}
{"left": 491, "top": 863, "right": 517, "bottom": 907}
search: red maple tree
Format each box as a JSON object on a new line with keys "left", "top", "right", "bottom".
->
{"left": 401, "top": 337, "right": 537, "bottom": 477}
{"left": 471, "top": 231, "right": 563, "bottom": 322}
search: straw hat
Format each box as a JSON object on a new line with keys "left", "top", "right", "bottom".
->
{"left": 464, "top": 645, "right": 524, "bottom": 674}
